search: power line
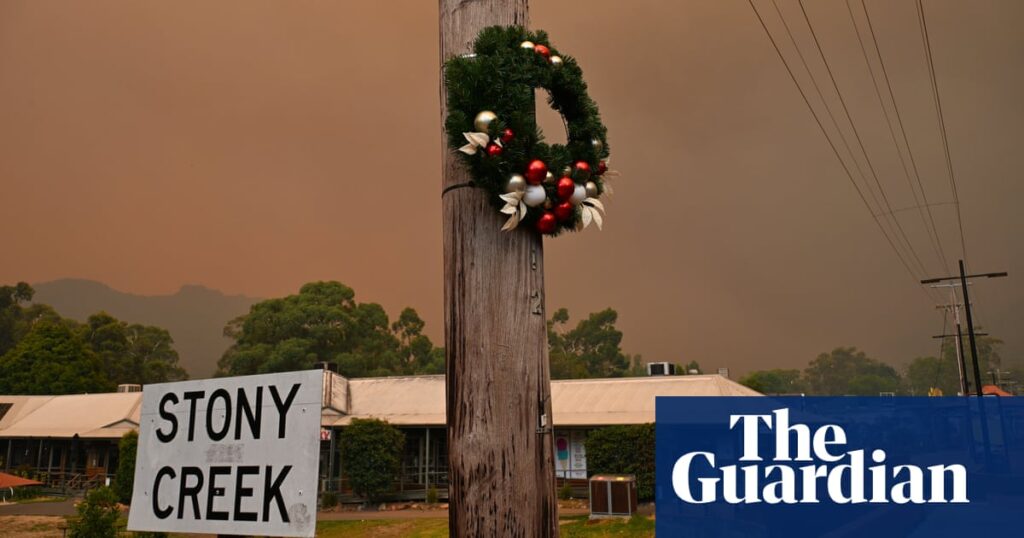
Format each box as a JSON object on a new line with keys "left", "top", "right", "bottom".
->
{"left": 796, "top": 0, "right": 933, "bottom": 281}
{"left": 916, "top": 0, "right": 989, "bottom": 329}
{"left": 747, "top": 0, "right": 935, "bottom": 298}
{"left": 916, "top": 0, "right": 969, "bottom": 264}
{"left": 876, "top": 201, "right": 956, "bottom": 217}
{"left": 769, "top": 0, "right": 929, "bottom": 283}
{"left": 852, "top": 0, "right": 952, "bottom": 274}
{"left": 766, "top": 0, "right": 892, "bottom": 237}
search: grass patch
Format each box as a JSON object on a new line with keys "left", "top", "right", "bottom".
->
{"left": 0, "top": 515, "right": 67, "bottom": 537}
{"left": 317, "top": 519, "right": 449, "bottom": 538}
{"left": 560, "top": 515, "right": 655, "bottom": 537}
{"left": 1, "top": 510, "right": 653, "bottom": 537}
{"left": 316, "top": 515, "right": 652, "bottom": 538}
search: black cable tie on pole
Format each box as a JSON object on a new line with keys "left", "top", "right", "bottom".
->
{"left": 441, "top": 181, "right": 477, "bottom": 197}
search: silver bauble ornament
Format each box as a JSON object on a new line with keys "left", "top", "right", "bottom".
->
{"left": 549, "top": 55, "right": 564, "bottom": 68}
{"left": 591, "top": 138, "right": 604, "bottom": 153}
{"left": 523, "top": 185, "right": 547, "bottom": 207}
{"left": 585, "top": 181, "right": 599, "bottom": 198}
{"left": 505, "top": 174, "right": 527, "bottom": 194}
{"left": 544, "top": 171, "right": 556, "bottom": 185}
{"left": 473, "top": 111, "right": 498, "bottom": 132}
{"left": 520, "top": 40, "right": 535, "bottom": 50}
{"left": 570, "top": 184, "right": 587, "bottom": 205}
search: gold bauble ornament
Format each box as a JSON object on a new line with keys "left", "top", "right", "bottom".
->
{"left": 505, "top": 174, "right": 527, "bottom": 194}
{"left": 544, "top": 171, "right": 556, "bottom": 185}
{"left": 544, "top": 199, "right": 554, "bottom": 209}
{"left": 520, "top": 40, "right": 535, "bottom": 50}
{"left": 591, "top": 138, "right": 604, "bottom": 153}
{"left": 473, "top": 111, "right": 498, "bottom": 132}
{"left": 549, "top": 55, "right": 563, "bottom": 68}
{"left": 562, "top": 166, "right": 572, "bottom": 177}
{"left": 585, "top": 181, "right": 599, "bottom": 198}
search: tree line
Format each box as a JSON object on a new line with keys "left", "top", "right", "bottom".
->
{"left": 2, "top": 280, "right": 651, "bottom": 395}
{"left": 32, "top": 277, "right": 1009, "bottom": 398}
{"left": 739, "top": 341, "right": 1017, "bottom": 396}
{"left": 215, "top": 281, "right": 647, "bottom": 380}
{"left": 0, "top": 282, "right": 187, "bottom": 394}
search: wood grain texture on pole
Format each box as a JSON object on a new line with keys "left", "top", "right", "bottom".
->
{"left": 439, "top": 1, "right": 558, "bottom": 537}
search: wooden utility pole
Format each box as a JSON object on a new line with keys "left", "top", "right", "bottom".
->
{"left": 439, "top": 1, "right": 558, "bottom": 537}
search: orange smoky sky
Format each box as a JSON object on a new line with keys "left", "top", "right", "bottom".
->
{"left": 1, "top": 0, "right": 1021, "bottom": 376}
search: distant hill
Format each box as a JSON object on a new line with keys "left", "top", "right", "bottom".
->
{"left": 32, "top": 279, "right": 260, "bottom": 379}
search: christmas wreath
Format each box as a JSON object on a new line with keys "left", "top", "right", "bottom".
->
{"left": 444, "top": 26, "right": 614, "bottom": 235}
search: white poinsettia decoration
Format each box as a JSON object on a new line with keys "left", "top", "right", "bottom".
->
{"left": 498, "top": 192, "right": 529, "bottom": 231}
{"left": 578, "top": 197, "right": 605, "bottom": 230}
{"left": 458, "top": 132, "right": 501, "bottom": 155}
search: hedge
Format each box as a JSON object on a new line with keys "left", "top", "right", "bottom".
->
{"left": 583, "top": 423, "right": 654, "bottom": 500}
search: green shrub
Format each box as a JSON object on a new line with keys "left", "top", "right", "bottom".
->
{"left": 320, "top": 490, "right": 338, "bottom": 509}
{"left": 68, "top": 486, "right": 120, "bottom": 538}
{"left": 339, "top": 418, "right": 405, "bottom": 502}
{"left": 114, "top": 430, "right": 138, "bottom": 504}
{"left": 584, "top": 423, "right": 654, "bottom": 500}
{"left": 426, "top": 485, "right": 439, "bottom": 504}
{"left": 558, "top": 482, "right": 573, "bottom": 500}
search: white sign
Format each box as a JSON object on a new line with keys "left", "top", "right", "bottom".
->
{"left": 570, "top": 430, "right": 587, "bottom": 479}
{"left": 128, "top": 370, "right": 322, "bottom": 537}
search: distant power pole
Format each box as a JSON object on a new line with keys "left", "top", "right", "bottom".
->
{"left": 439, "top": 1, "right": 558, "bottom": 537}
{"left": 923, "top": 261, "right": 1007, "bottom": 466}
{"left": 931, "top": 283, "right": 971, "bottom": 395}
{"left": 921, "top": 260, "right": 1007, "bottom": 397}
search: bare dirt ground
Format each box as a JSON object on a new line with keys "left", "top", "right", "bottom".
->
{"left": 0, "top": 515, "right": 66, "bottom": 538}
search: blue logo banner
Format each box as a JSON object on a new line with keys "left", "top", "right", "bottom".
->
{"left": 655, "top": 397, "right": 1024, "bottom": 537}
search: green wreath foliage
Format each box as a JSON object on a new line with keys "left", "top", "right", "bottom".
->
{"left": 444, "top": 26, "right": 611, "bottom": 235}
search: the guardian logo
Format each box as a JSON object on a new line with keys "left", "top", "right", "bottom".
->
{"left": 671, "top": 408, "right": 969, "bottom": 505}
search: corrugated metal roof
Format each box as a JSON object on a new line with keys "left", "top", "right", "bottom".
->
{"left": 0, "top": 396, "right": 52, "bottom": 430}
{"left": 327, "top": 373, "right": 761, "bottom": 427}
{"left": 0, "top": 373, "right": 760, "bottom": 437}
{"left": 551, "top": 375, "right": 761, "bottom": 426}
{"left": 0, "top": 392, "right": 142, "bottom": 439}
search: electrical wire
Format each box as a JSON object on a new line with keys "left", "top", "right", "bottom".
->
{"left": 796, "top": 0, "right": 933, "bottom": 282}
{"left": 852, "top": 0, "right": 952, "bottom": 275}
{"left": 748, "top": 0, "right": 936, "bottom": 301}
{"left": 916, "top": 0, "right": 969, "bottom": 265}
{"left": 767, "top": 0, "right": 898, "bottom": 248}
{"left": 917, "top": 0, "right": 990, "bottom": 329}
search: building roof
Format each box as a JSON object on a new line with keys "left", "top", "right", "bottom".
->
{"left": 982, "top": 384, "right": 1013, "bottom": 397}
{"left": 0, "top": 392, "right": 142, "bottom": 439}
{"left": 327, "top": 373, "right": 761, "bottom": 427}
{"left": 0, "top": 373, "right": 760, "bottom": 438}
{"left": 0, "top": 471, "right": 43, "bottom": 488}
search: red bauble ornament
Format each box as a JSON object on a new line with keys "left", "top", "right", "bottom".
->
{"left": 534, "top": 44, "right": 551, "bottom": 58}
{"left": 486, "top": 143, "right": 503, "bottom": 157}
{"left": 574, "top": 161, "right": 591, "bottom": 175}
{"left": 597, "top": 160, "right": 608, "bottom": 174}
{"left": 536, "top": 211, "right": 557, "bottom": 234}
{"left": 554, "top": 201, "right": 574, "bottom": 221}
{"left": 500, "top": 128, "right": 515, "bottom": 143}
{"left": 556, "top": 177, "right": 575, "bottom": 201}
{"left": 525, "top": 159, "right": 548, "bottom": 184}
